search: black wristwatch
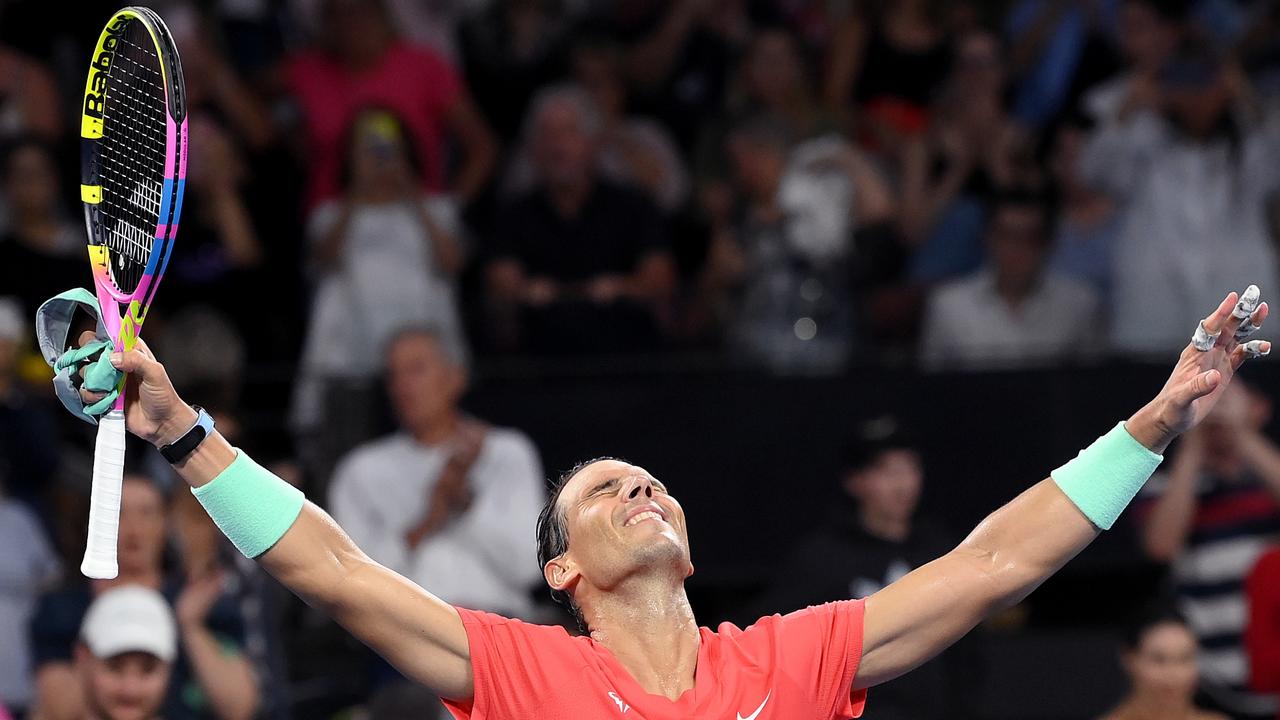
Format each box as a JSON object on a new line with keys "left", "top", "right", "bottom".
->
{"left": 159, "top": 406, "right": 216, "bottom": 464}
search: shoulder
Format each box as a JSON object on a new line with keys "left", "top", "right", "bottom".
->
{"left": 484, "top": 427, "right": 539, "bottom": 458}
{"left": 725, "top": 599, "right": 867, "bottom": 654}
{"left": 391, "top": 41, "right": 459, "bottom": 80}
{"left": 928, "top": 274, "right": 984, "bottom": 310}
{"left": 455, "top": 607, "right": 584, "bottom": 656}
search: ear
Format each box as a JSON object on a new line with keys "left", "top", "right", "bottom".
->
{"left": 544, "top": 554, "right": 580, "bottom": 595}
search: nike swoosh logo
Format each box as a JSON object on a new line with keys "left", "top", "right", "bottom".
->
{"left": 737, "top": 690, "right": 771, "bottom": 720}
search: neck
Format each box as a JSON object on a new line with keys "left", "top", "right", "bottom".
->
{"left": 411, "top": 412, "right": 459, "bottom": 446}
{"left": 1120, "top": 692, "right": 1197, "bottom": 719}
{"left": 860, "top": 509, "right": 911, "bottom": 542}
{"left": 586, "top": 577, "right": 700, "bottom": 700}
{"left": 995, "top": 272, "right": 1038, "bottom": 307}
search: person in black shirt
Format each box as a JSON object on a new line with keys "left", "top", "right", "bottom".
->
{"left": 486, "top": 84, "right": 676, "bottom": 354}
{"left": 747, "top": 415, "right": 970, "bottom": 719}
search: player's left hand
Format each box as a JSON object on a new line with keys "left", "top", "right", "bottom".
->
{"left": 1129, "top": 286, "right": 1271, "bottom": 452}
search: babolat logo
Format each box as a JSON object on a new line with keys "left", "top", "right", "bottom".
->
{"left": 83, "top": 17, "right": 130, "bottom": 119}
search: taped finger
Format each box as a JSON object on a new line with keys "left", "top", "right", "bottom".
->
{"left": 1193, "top": 320, "right": 1220, "bottom": 351}
{"left": 1243, "top": 339, "right": 1271, "bottom": 359}
{"left": 1234, "top": 285, "right": 1262, "bottom": 320}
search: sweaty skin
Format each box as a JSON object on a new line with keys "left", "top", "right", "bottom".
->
{"left": 82, "top": 289, "right": 1270, "bottom": 706}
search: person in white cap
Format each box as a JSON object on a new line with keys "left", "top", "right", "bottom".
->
{"left": 75, "top": 585, "right": 176, "bottom": 720}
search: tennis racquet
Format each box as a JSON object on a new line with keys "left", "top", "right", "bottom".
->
{"left": 79, "top": 6, "right": 187, "bottom": 579}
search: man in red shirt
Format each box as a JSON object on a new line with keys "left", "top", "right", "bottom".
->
{"left": 83, "top": 288, "right": 1270, "bottom": 719}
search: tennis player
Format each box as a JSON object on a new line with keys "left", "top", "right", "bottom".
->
{"left": 75, "top": 288, "right": 1270, "bottom": 719}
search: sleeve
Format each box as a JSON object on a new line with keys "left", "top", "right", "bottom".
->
{"left": 328, "top": 453, "right": 412, "bottom": 575}
{"left": 775, "top": 600, "right": 868, "bottom": 719}
{"left": 421, "top": 47, "right": 463, "bottom": 114}
{"left": 454, "top": 433, "right": 545, "bottom": 588}
{"left": 1247, "top": 548, "right": 1280, "bottom": 692}
{"left": 441, "top": 608, "right": 571, "bottom": 720}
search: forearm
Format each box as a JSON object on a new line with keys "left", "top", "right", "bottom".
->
{"left": 210, "top": 192, "right": 263, "bottom": 267}
{"left": 179, "top": 623, "right": 259, "bottom": 720}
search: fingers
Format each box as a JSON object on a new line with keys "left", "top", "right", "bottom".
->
{"left": 1236, "top": 302, "right": 1269, "bottom": 340}
{"left": 1232, "top": 340, "right": 1273, "bottom": 369}
{"left": 77, "top": 330, "right": 98, "bottom": 347}
{"left": 108, "top": 347, "right": 160, "bottom": 379}
{"left": 1201, "top": 292, "right": 1239, "bottom": 336}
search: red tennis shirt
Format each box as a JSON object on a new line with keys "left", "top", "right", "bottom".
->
{"left": 442, "top": 599, "right": 867, "bottom": 720}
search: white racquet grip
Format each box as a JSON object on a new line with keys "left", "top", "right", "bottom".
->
{"left": 82, "top": 409, "right": 126, "bottom": 579}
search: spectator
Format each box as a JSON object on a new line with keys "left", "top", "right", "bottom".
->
{"left": 485, "top": 85, "right": 677, "bottom": 354}
{"left": 30, "top": 474, "right": 260, "bottom": 720}
{"left": 293, "top": 109, "right": 467, "bottom": 438}
{"left": 329, "top": 327, "right": 544, "bottom": 619}
{"left": 824, "top": 0, "right": 951, "bottom": 152}
{"left": 701, "top": 114, "right": 894, "bottom": 372}
{"left": 1046, "top": 116, "right": 1122, "bottom": 302}
{"left": 901, "top": 29, "right": 1039, "bottom": 281}
{"left": 746, "top": 416, "right": 964, "bottom": 719}
{"left": 0, "top": 138, "right": 83, "bottom": 321}
{"left": 1247, "top": 545, "right": 1280, "bottom": 705}
{"left": 612, "top": 0, "right": 749, "bottom": 152}
{"left": 0, "top": 464, "right": 60, "bottom": 716}
{"left": 285, "top": 0, "right": 497, "bottom": 209}
{"left": 457, "top": 0, "right": 574, "bottom": 144}
{"left": 919, "top": 189, "right": 1102, "bottom": 370}
{"left": 1004, "top": 0, "right": 1122, "bottom": 128}
{"left": 74, "top": 586, "right": 178, "bottom": 720}
{"left": 1080, "top": 40, "right": 1280, "bottom": 356}
{"left": 1081, "top": 0, "right": 1186, "bottom": 123}
{"left": 1138, "top": 381, "right": 1280, "bottom": 718}
{"left": 160, "top": 115, "right": 264, "bottom": 318}
{"left": 0, "top": 297, "right": 58, "bottom": 509}
{"left": 571, "top": 36, "right": 689, "bottom": 214}
{"left": 0, "top": 43, "right": 59, "bottom": 141}
{"left": 1099, "top": 607, "right": 1228, "bottom": 720}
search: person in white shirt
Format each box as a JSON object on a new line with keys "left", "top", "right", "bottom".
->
{"left": 328, "top": 326, "right": 545, "bottom": 619}
{"left": 1080, "top": 40, "right": 1280, "bottom": 356}
{"left": 920, "top": 189, "right": 1102, "bottom": 370}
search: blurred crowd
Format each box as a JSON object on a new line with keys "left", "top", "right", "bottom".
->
{"left": 3, "top": 0, "right": 1280, "bottom": 718}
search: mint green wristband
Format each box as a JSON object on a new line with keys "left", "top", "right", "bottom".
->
{"left": 1051, "top": 422, "right": 1163, "bottom": 530}
{"left": 192, "top": 450, "right": 305, "bottom": 559}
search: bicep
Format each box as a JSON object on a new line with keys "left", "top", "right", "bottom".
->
{"left": 854, "top": 548, "right": 994, "bottom": 689}
{"left": 259, "top": 503, "right": 473, "bottom": 699}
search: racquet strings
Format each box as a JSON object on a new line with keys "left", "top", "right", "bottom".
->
{"left": 96, "top": 17, "right": 167, "bottom": 295}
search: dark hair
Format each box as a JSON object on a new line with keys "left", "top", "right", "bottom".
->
{"left": 1123, "top": 604, "right": 1192, "bottom": 651}
{"left": 842, "top": 415, "right": 917, "bottom": 474}
{"left": 1123, "top": 0, "right": 1191, "bottom": 23}
{"left": 535, "top": 457, "right": 621, "bottom": 633}
{"left": 987, "top": 186, "right": 1054, "bottom": 229}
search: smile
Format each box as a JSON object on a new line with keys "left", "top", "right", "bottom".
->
{"left": 624, "top": 511, "right": 665, "bottom": 527}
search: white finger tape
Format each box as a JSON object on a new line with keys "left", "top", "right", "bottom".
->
{"left": 1236, "top": 320, "right": 1260, "bottom": 341}
{"left": 1243, "top": 340, "right": 1271, "bottom": 359}
{"left": 1192, "top": 320, "right": 1220, "bottom": 352}
{"left": 1234, "top": 285, "right": 1262, "bottom": 320}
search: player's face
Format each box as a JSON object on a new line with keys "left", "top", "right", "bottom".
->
{"left": 549, "top": 460, "right": 693, "bottom": 598}
{"left": 118, "top": 477, "right": 166, "bottom": 576}
{"left": 385, "top": 334, "right": 463, "bottom": 431}
{"left": 1124, "top": 622, "right": 1200, "bottom": 705}
{"left": 78, "top": 649, "right": 170, "bottom": 720}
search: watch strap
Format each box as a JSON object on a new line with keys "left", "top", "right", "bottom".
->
{"left": 160, "top": 406, "right": 215, "bottom": 464}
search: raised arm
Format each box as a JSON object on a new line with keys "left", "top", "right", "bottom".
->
{"left": 87, "top": 341, "right": 474, "bottom": 701}
{"left": 855, "top": 290, "right": 1271, "bottom": 689}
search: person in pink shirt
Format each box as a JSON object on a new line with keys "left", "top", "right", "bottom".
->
{"left": 286, "top": 0, "right": 497, "bottom": 209}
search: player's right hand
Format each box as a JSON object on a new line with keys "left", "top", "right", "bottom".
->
{"left": 75, "top": 331, "right": 194, "bottom": 448}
